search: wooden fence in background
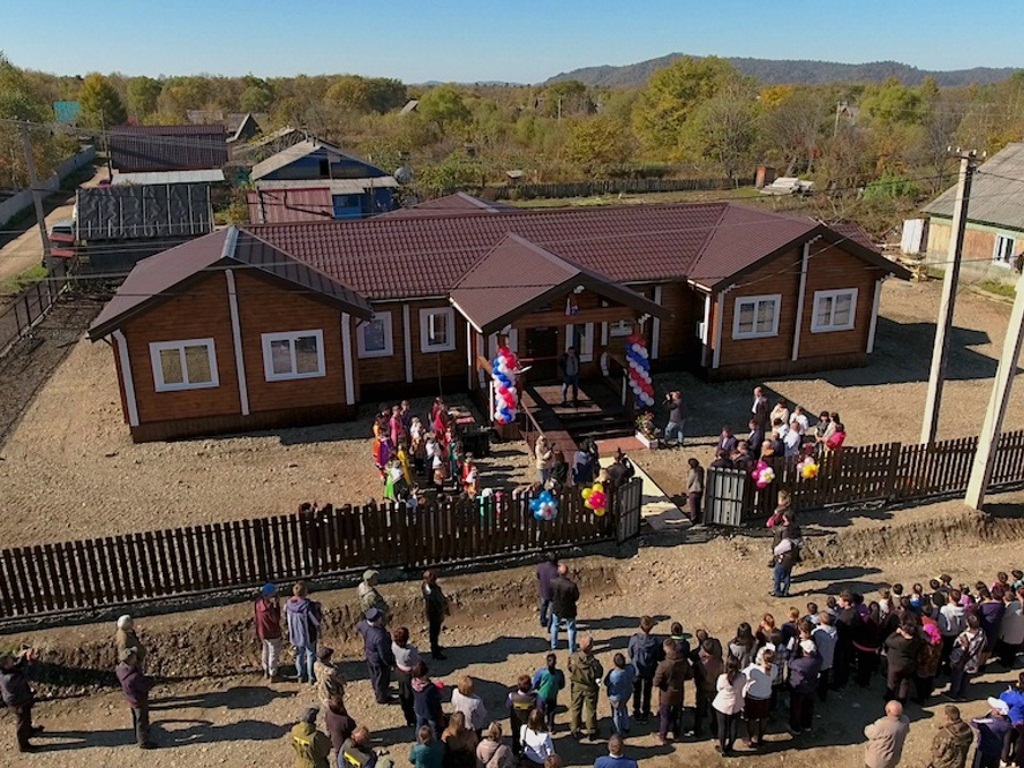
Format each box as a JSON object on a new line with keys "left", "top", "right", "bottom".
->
{"left": 430, "top": 177, "right": 742, "bottom": 201}
{"left": 707, "top": 429, "right": 1024, "bottom": 524}
{"left": 0, "top": 479, "right": 642, "bottom": 620}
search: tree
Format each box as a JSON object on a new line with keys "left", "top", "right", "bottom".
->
{"left": 564, "top": 115, "right": 633, "bottom": 171}
{"left": 541, "top": 80, "right": 594, "bottom": 118}
{"left": 418, "top": 84, "right": 471, "bottom": 133}
{"left": 860, "top": 78, "right": 924, "bottom": 126}
{"left": 239, "top": 75, "right": 274, "bottom": 113}
{"left": 759, "top": 87, "right": 830, "bottom": 174}
{"left": 325, "top": 75, "right": 406, "bottom": 114}
{"left": 0, "top": 51, "right": 47, "bottom": 121}
{"left": 126, "top": 76, "right": 162, "bottom": 119}
{"left": 633, "top": 56, "right": 740, "bottom": 152}
{"left": 79, "top": 73, "right": 127, "bottom": 127}
{"left": 681, "top": 84, "right": 759, "bottom": 180}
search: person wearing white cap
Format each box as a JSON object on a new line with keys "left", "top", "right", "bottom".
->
{"left": 115, "top": 615, "right": 146, "bottom": 671}
{"left": 971, "top": 698, "right": 1012, "bottom": 768}
{"left": 863, "top": 700, "right": 909, "bottom": 768}
{"left": 787, "top": 635, "right": 821, "bottom": 736}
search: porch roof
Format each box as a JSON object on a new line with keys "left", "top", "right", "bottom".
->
{"left": 448, "top": 233, "right": 670, "bottom": 336}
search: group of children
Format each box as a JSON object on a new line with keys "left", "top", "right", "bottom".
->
{"left": 371, "top": 398, "right": 480, "bottom": 504}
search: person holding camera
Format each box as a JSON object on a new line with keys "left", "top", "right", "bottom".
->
{"left": 1, "top": 646, "right": 43, "bottom": 753}
{"left": 664, "top": 391, "right": 686, "bottom": 448}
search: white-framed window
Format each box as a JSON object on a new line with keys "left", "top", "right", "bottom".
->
{"left": 565, "top": 322, "right": 595, "bottom": 362}
{"left": 261, "top": 329, "right": 325, "bottom": 381}
{"left": 357, "top": 312, "right": 393, "bottom": 358}
{"left": 608, "top": 319, "right": 633, "bottom": 338}
{"left": 420, "top": 308, "right": 455, "bottom": 352}
{"left": 149, "top": 338, "right": 218, "bottom": 392}
{"left": 811, "top": 288, "right": 858, "bottom": 333}
{"left": 733, "top": 294, "right": 781, "bottom": 339}
{"left": 994, "top": 234, "right": 1016, "bottom": 267}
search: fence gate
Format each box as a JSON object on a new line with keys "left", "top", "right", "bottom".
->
{"left": 705, "top": 468, "right": 749, "bottom": 527}
{"left": 615, "top": 477, "right": 643, "bottom": 543}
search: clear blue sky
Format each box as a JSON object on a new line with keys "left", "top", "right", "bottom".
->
{"left": 2, "top": 0, "right": 1022, "bottom": 83}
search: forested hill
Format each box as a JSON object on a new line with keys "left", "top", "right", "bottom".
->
{"left": 545, "top": 53, "right": 1020, "bottom": 87}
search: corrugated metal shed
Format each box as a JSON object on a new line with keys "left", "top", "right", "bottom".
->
{"left": 76, "top": 185, "right": 214, "bottom": 241}
{"left": 254, "top": 177, "right": 399, "bottom": 192}
{"left": 924, "top": 142, "right": 1024, "bottom": 231}
{"left": 111, "top": 169, "right": 226, "bottom": 186}
{"left": 108, "top": 125, "right": 228, "bottom": 172}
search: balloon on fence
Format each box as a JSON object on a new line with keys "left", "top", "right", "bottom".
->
{"left": 581, "top": 482, "right": 608, "bottom": 516}
{"left": 625, "top": 334, "right": 655, "bottom": 409}
{"left": 491, "top": 345, "right": 520, "bottom": 425}
{"left": 530, "top": 489, "right": 559, "bottom": 521}
{"left": 752, "top": 460, "right": 775, "bottom": 489}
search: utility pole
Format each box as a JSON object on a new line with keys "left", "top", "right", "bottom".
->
{"left": 965, "top": 269, "right": 1024, "bottom": 510}
{"left": 920, "top": 149, "right": 978, "bottom": 445}
{"left": 19, "top": 121, "right": 53, "bottom": 272}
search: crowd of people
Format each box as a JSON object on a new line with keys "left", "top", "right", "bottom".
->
{"left": 3, "top": 549, "right": 1024, "bottom": 768}
{"left": 371, "top": 398, "right": 481, "bottom": 503}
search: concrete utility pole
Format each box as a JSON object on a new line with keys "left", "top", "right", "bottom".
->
{"left": 19, "top": 121, "right": 54, "bottom": 272}
{"left": 920, "top": 149, "right": 979, "bottom": 445}
{"left": 965, "top": 269, "right": 1024, "bottom": 510}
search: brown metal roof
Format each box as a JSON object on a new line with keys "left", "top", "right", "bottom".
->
{"left": 449, "top": 233, "right": 669, "bottom": 334}
{"left": 88, "top": 227, "right": 370, "bottom": 340}
{"left": 109, "top": 124, "right": 228, "bottom": 172}
{"left": 249, "top": 202, "right": 729, "bottom": 299}
{"left": 384, "top": 192, "right": 518, "bottom": 217}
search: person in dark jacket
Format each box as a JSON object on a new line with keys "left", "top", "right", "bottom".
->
{"left": 116, "top": 647, "right": 156, "bottom": 749}
{"left": 422, "top": 570, "right": 449, "bottom": 660}
{"left": 357, "top": 607, "right": 396, "bottom": 704}
{"left": 884, "top": 617, "right": 923, "bottom": 705}
{"left": 549, "top": 564, "right": 580, "bottom": 653}
{"left": 651, "top": 638, "right": 692, "bottom": 744}
{"left": 255, "top": 583, "right": 283, "bottom": 681}
{"left": 508, "top": 674, "right": 539, "bottom": 756}
{"left": 287, "top": 581, "right": 322, "bottom": 684}
{"left": 834, "top": 589, "right": 862, "bottom": 689}
{"left": 536, "top": 554, "right": 559, "bottom": 629}
{"left": 663, "top": 391, "right": 687, "bottom": 447}
{"left": 627, "top": 616, "right": 664, "bottom": 723}
{"left": 325, "top": 691, "right": 356, "bottom": 756}
{"left": 411, "top": 661, "right": 443, "bottom": 734}
{"left": 572, "top": 442, "right": 597, "bottom": 487}
{"left": 788, "top": 638, "right": 822, "bottom": 735}
{"left": 0, "top": 648, "right": 42, "bottom": 753}
{"left": 972, "top": 698, "right": 1013, "bottom": 768}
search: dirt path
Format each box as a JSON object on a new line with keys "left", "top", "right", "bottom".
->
{"left": 8, "top": 507, "right": 1024, "bottom": 768}
{"left": 0, "top": 165, "right": 107, "bottom": 286}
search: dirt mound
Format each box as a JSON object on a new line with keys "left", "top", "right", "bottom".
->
{"left": 803, "top": 509, "right": 1024, "bottom": 565}
{"left": 16, "top": 561, "right": 622, "bottom": 698}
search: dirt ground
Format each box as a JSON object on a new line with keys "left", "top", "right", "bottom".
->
{"left": 2, "top": 278, "right": 1021, "bottom": 546}
{"left": 5, "top": 501, "right": 1024, "bottom": 768}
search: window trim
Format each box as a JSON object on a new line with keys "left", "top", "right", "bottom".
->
{"left": 149, "top": 338, "right": 219, "bottom": 392}
{"left": 261, "top": 329, "right": 326, "bottom": 382}
{"left": 810, "top": 288, "right": 859, "bottom": 333}
{"left": 357, "top": 312, "right": 394, "bottom": 359}
{"left": 608, "top": 319, "right": 633, "bottom": 338}
{"left": 565, "top": 322, "right": 595, "bottom": 362}
{"left": 994, "top": 234, "right": 1016, "bottom": 267}
{"left": 732, "top": 294, "right": 782, "bottom": 340}
{"left": 419, "top": 307, "right": 456, "bottom": 353}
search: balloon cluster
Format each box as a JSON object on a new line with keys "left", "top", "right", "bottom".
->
{"left": 626, "top": 334, "right": 655, "bottom": 409}
{"left": 491, "top": 345, "right": 519, "bottom": 425}
{"left": 581, "top": 482, "right": 608, "bottom": 517}
{"left": 530, "top": 490, "right": 559, "bottom": 521}
{"left": 798, "top": 457, "right": 819, "bottom": 479}
{"left": 751, "top": 460, "right": 776, "bottom": 489}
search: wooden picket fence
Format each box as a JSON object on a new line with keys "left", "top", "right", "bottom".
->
{"left": 706, "top": 429, "right": 1024, "bottom": 525}
{"left": 0, "top": 479, "right": 642, "bottom": 620}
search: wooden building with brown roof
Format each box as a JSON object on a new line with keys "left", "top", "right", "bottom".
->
{"left": 88, "top": 196, "right": 908, "bottom": 441}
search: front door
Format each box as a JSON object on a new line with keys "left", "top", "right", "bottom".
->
{"left": 524, "top": 326, "right": 559, "bottom": 381}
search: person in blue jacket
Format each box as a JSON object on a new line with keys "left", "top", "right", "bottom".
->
{"left": 604, "top": 653, "right": 637, "bottom": 735}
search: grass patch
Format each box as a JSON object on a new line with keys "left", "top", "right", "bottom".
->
{"left": 976, "top": 280, "right": 1018, "bottom": 299}
{"left": 0, "top": 265, "right": 47, "bottom": 295}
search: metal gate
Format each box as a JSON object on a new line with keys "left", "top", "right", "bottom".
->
{"left": 615, "top": 477, "right": 643, "bottom": 542}
{"left": 705, "top": 468, "right": 749, "bottom": 527}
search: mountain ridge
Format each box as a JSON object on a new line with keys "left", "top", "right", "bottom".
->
{"left": 544, "top": 53, "right": 1021, "bottom": 88}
